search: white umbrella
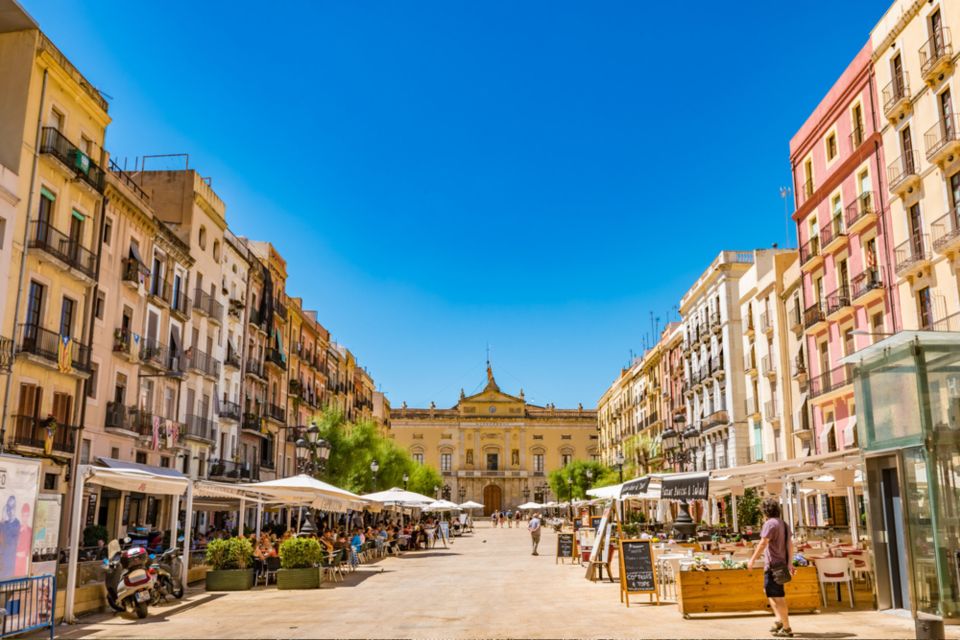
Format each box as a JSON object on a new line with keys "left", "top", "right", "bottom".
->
{"left": 458, "top": 500, "right": 484, "bottom": 509}
{"left": 362, "top": 487, "right": 436, "bottom": 507}
{"left": 516, "top": 501, "right": 542, "bottom": 510}
{"left": 244, "top": 474, "right": 370, "bottom": 512}
{"left": 424, "top": 499, "right": 461, "bottom": 511}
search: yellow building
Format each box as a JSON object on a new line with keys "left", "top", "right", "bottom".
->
{"left": 390, "top": 365, "right": 597, "bottom": 514}
{"left": 0, "top": 18, "right": 110, "bottom": 535}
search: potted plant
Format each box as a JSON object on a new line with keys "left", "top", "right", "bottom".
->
{"left": 277, "top": 537, "right": 322, "bottom": 590}
{"left": 205, "top": 537, "right": 255, "bottom": 591}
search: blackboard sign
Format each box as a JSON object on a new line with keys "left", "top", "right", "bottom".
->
{"left": 556, "top": 533, "right": 574, "bottom": 563}
{"left": 618, "top": 539, "right": 659, "bottom": 606}
{"left": 85, "top": 492, "right": 98, "bottom": 526}
{"left": 590, "top": 515, "right": 603, "bottom": 530}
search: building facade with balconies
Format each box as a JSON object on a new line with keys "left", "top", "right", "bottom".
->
{"left": 781, "top": 257, "right": 814, "bottom": 457}
{"left": 676, "top": 251, "right": 755, "bottom": 471}
{"left": 737, "top": 250, "right": 802, "bottom": 467}
{"left": 597, "top": 358, "right": 640, "bottom": 466}
{"left": 0, "top": 24, "right": 110, "bottom": 521}
{"left": 390, "top": 365, "right": 597, "bottom": 515}
{"left": 871, "top": 1, "right": 960, "bottom": 334}
{"left": 791, "top": 40, "right": 899, "bottom": 457}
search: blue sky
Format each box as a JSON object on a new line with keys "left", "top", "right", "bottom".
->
{"left": 22, "top": 0, "right": 890, "bottom": 409}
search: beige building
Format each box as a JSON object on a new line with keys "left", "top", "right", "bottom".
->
{"left": 390, "top": 365, "right": 597, "bottom": 514}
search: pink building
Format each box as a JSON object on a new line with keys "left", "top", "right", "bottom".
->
{"left": 789, "top": 43, "right": 900, "bottom": 456}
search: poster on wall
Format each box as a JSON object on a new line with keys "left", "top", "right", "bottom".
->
{"left": 0, "top": 454, "right": 42, "bottom": 580}
{"left": 32, "top": 493, "right": 62, "bottom": 561}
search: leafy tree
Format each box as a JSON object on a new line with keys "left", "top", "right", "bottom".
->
{"left": 737, "top": 488, "right": 762, "bottom": 528}
{"left": 408, "top": 464, "right": 443, "bottom": 497}
{"left": 548, "top": 459, "right": 610, "bottom": 501}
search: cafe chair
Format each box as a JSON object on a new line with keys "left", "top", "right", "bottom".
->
{"left": 814, "top": 557, "right": 855, "bottom": 608}
{"left": 851, "top": 553, "right": 873, "bottom": 588}
{"left": 260, "top": 556, "right": 281, "bottom": 586}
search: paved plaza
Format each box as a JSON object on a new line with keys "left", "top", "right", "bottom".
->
{"left": 53, "top": 522, "right": 954, "bottom": 639}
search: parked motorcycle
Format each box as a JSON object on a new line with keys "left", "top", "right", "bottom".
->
{"left": 149, "top": 546, "right": 184, "bottom": 602}
{"left": 103, "top": 538, "right": 157, "bottom": 619}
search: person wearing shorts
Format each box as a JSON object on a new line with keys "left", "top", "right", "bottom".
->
{"left": 748, "top": 497, "right": 794, "bottom": 637}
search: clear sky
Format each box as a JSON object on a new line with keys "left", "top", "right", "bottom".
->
{"left": 21, "top": 0, "right": 891, "bottom": 409}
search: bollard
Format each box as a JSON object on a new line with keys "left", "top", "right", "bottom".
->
{"left": 914, "top": 618, "right": 945, "bottom": 640}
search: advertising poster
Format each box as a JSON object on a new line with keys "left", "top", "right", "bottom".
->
{"left": 0, "top": 455, "right": 42, "bottom": 580}
{"left": 32, "top": 493, "right": 61, "bottom": 559}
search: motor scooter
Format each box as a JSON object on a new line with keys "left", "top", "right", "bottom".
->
{"left": 103, "top": 538, "right": 157, "bottom": 619}
{"left": 149, "top": 545, "right": 184, "bottom": 602}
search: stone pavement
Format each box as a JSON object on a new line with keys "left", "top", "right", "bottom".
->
{"left": 54, "top": 522, "right": 956, "bottom": 639}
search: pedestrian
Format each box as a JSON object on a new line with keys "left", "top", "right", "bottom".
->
{"left": 498, "top": 511, "right": 504, "bottom": 528}
{"left": 528, "top": 512, "right": 541, "bottom": 555}
{"left": 506, "top": 509, "right": 513, "bottom": 528}
{"left": 748, "top": 497, "right": 794, "bottom": 638}
{"left": 491, "top": 511, "right": 498, "bottom": 527}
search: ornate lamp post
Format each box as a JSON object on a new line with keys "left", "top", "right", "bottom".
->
{"left": 615, "top": 450, "right": 625, "bottom": 483}
{"left": 402, "top": 472, "right": 409, "bottom": 490}
{"left": 294, "top": 424, "right": 331, "bottom": 477}
{"left": 370, "top": 459, "right": 379, "bottom": 488}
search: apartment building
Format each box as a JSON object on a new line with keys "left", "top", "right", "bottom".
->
{"left": 240, "top": 250, "right": 270, "bottom": 478}
{"left": 737, "top": 250, "right": 801, "bottom": 466}
{"left": 597, "top": 359, "right": 640, "bottom": 466}
{"left": 870, "top": 1, "right": 960, "bottom": 333}
{"left": 791, "top": 42, "right": 898, "bottom": 457}
{"left": 781, "top": 258, "right": 814, "bottom": 457}
{"left": 677, "top": 251, "right": 755, "bottom": 472}
{"left": 0, "top": 23, "right": 110, "bottom": 527}
{"left": 658, "top": 323, "right": 686, "bottom": 472}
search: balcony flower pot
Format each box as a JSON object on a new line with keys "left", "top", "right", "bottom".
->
{"left": 205, "top": 568, "right": 254, "bottom": 591}
{"left": 277, "top": 567, "right": 320, "bottom": 590}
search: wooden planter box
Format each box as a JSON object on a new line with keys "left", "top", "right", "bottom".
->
{"left": 676, "top": 567, "right": 820, "bottom": 617}
{"left": 277, "top": 567, "right": 320, "bottom": 590}
{"left": 205, "top": 568, "right": 254, "bottom": 591}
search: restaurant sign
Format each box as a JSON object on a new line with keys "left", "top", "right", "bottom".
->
{"left": 660, "top": 473, "right": 709, "bottom": 501}
{"left": 620, "top": 477, "right": 651, "bottom": 497}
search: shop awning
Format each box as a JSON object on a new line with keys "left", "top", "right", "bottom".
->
{"left": 843, "top": 415, "right": 857, "bottom": 447}
{"left": 92, "top": 457, "right": 188, "bottom": 494}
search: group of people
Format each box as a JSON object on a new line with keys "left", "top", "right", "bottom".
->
{"left": 489, "top": 509, "right": 524, "bottom": 528}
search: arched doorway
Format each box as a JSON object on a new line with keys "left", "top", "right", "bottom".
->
{"left": 483, "top": 484, "right": 502, "bottom": 516}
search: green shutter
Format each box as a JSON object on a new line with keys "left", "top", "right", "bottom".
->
{"left": 72, "top": 209, "right": 85, "bottom": 221}
{"left": 40, "top": 186, "right": 55, "bottom": 201}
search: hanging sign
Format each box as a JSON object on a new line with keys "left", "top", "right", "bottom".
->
{"left": 661, "top": 473, "right": 709, "bottom": 501}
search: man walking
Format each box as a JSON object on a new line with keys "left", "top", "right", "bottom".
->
{"left": 748, "top": 497, "right": 795, "bottom": 638}
{"left": 528, "top": 512, "right": 541, "bottom": 556}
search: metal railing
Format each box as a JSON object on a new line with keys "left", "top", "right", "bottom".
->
{"left": 148, "top": 274, "right": 172, "bottom": 304}
{"left": 851, "top": 268, "right": 883, "bottom": 300}
{"left": 170, "top": 287, "right": 191, "bottom": 317}
{"left": 219, "top": 399, "right": 241, "bottom": 421}
{"left": 895, "top": 234, "right": 930, "bottom": 275}
{"left": 887, "top": 149, "right": 919, "bottom": 192}
{"left": 194, "top": 287, "right": 224, "bottom": 322}
{"left": 924, "top": 114, "right": 960, "bottom": 161}
{"left": 919, "top": 28, "right": 952, "bottom": 79}
{"left": 849, "top": 124, "right": 865, "bottom": 150}
{"left": 800, "top": 235, "right": 820, "bottom": 266}
{"left": 0, "top": 574, "right": 56, "bottom": 640}
{"left": 109, "top": 158, "right": 150, "bottom": 202}
{"left": 139, "top": 337, "right": 184, "bottom": 375}
{"left": 820, "top": 214, "right": 846, "bottom": 248}
{"left": 17, "top": 323, "right": 90, "bottom": 371}
{"left": 184, "top": 414, "right": 214, "bottom": 442}
{"left": 28, "top": 221, "right": 96, "bottom": 279}
{"left": 266, "top": 403, "right": 286, "bottom": 423}
{"left": 809, "top": 364, "right": 853, "bottom": 398}
{"left": 803, "top": 303, "right": 825, "bottom": 329}
{"left": 245, "top": 358, "right": 264, "bottom": 379}
{"left": 186, "top": 348, "right": 220, "bottom": 378}
{"left": 933, "top": 207, "right": 960, "bottom": 252}
{"left": 11, "top": 415, "right": 76, "bottom": 453}
{"left": 40, "top": 126, "right": 104, "bottom": 192}
{"left": 208, "top": 459, "right": 255, "bottom": 482}
{"left": 844, "top": 191, "right": 875, "bottom": 228}
{"left": 825, "top": 285, "right": 852, "bottom": 315}
{"left": 265, "top": 347, "right": 286, "bottom": 370}
{"left": 881, "top": 73, "right": 910, "bottom": 115}
{"left": 224, "top": 345, "right": 241, "bottom": 368}
{"left": 702, "top": 410, "right": 728, "bottom": 431}
{"left": 242, "top": 412, "right": 263, "bottom": 433}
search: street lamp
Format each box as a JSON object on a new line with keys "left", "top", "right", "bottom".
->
{"left": 370, "top": 459, "right": 379, "bottom": 488}
{"left": 434, "top": 485, "right": 440, "bottom": 499}
{"left": 442, "top": 484, "right": 451, "bottom": 500}
{"left": 522, "top": 485, "right": 530, "bottom": 501}
{"left": 566, "top": 472, "right": 574, "bottom": 502}
{"left": 294, "top": 424, "right": 331, "bottom": 477}
{"left": 615, "top": 450, "right": 625, "bottom": 483}
{"left": 402, "top": 472, "right": 409, "bottom": 490}
{"left": 585, "top": 468, "right": 594, "bottom": 488}
{"left": 458, "top": 485, "right": 466, "bottom": 503}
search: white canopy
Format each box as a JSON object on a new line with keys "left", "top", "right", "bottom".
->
{"left": 458, "top": 500, "right": 484, "bottom": 509}
{"left": 586, "top": 483, "right": 623, "bottom": 499}
{"left": 424, "top": 499, "right": 461, "bottom": 511}
{"left": 362, "top": 487, "right": 436, "bottom": 507}
{"left": 244, "top": 474, "right": 371, "bottom": 512}
{"left": 516, "top": 501, "right": 542, "bottom": 510}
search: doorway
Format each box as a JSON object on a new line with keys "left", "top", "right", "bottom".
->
{"left": 483, "top": 484, "right": 502, "bottom": 516}
{"left": 865, "top": 454, "right": 911, "bottom": 611}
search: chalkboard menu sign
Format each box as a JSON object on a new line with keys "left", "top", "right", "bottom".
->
{"left": 556, "top": 533, "right": 574, "bottom": 563}
{"left": 590, "top": 515, "right": 603, "bottom": 530}
{"left": 618, "top": 539, "right": 659, "bottom": 607}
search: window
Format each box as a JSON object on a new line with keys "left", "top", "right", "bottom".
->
{"left": 0, "top": 217, "right": 6, "bottom": 248}
{"left": 852, "top": 104, "right": 864, "bottom": 147}
{"left": 136, "top": 451, "right": 147, "bottom": 464}
{"left": 50, "top": 108, "right": 64, "bottom": 131}
{"left": 901, "top": 126, "right": 915, "bottom": 172}
{"left": 95, "top": 291, "right": 105, "bottom": 320}
{"left": 160, "top": 456, "right": 170, "bottom": 468}
{"left": 826, "top": 132, "right": 838, "bottom": 160}
{"left": 440, "top": 453, "right": 451, "bottom": 472}
{"left": 918, "top": 287, "right": 934, "bottom": 330}
{"left": 413, "top": 452, "right": 424, "bottom": 465}
{"left": 111, "top": 446, "right": 120, "bottom": 459}
{"left": 533, "top": 453, "right": 544, "bottom": 473}
{"left": 198, "top": 226, "right": 207, "bottom": 250}
{"left": 25, "top": 281, "right": 44, "bottom": 330}
{"left": 103, "top": 218, "right": 112, "bottom": 246}
{"left": 60, "top": 297, "right": 75, "bottom": 338}
{"left": 87, "top": 363, "right": 98, "bottom": 398}
{"left": 80, "top": 134, "right": 93, "bottom": 156}
{"left": 213, "top": 240, "right": 221, "bottom": 262}
{"left": 843, "top": 328, "right": 854, "bottom": 357}
{"left": 871, "top": 312, "right": 885, "bottom": 340}
{"left": 561, "top": 453, "right": 572, "bottom": 466}
{"left": 803, "top": 159, "right": 814, "bottom": 196}
{"left": 80, "top": 438, "right": 91, "bottom": 464}
{"left": 43, "top": 473, "right": 58, "bottom": 491}
{"left": 486, "top": 452, "right": 499, "bottom": 471}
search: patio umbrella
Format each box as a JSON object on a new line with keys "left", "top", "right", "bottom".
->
{"left": 458, "top": 500, "right": 484, "bottom": 509}
{"left": 362, "top": 487, "right": 436, "bottom": 508}
{"left": 424, "top": 499, "right": 461, "bottom": 511}
{"left": 244, "top": 474, "right": 370, "bottom": 512}
{"left": 516, "top": 502, "right": 542, "bottom": 510}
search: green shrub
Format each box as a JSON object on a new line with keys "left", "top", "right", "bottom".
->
{"left": 205, "top": 537, "right": 253, "bottom": 570}
{"left": 83, "top": 524, "right": 108, "bottom": 548}
{"left": 279, "top": 537, "right": 322, "bottom": 569}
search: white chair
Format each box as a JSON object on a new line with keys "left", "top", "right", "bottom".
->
{"left": 851, "top": 552, "right": 873, "bottom": 588}
{"left": 814, "top": 557, "right": 855, "bottom": 608}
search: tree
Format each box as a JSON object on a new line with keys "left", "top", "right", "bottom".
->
{"left": 408, "top": 464, "right": 443, "bottom": 497}
{"left": 737, "top": 488, "right": 762, "bottom": 528}
{"left": 548, "top": 459, "right": 610, "bottom": 501}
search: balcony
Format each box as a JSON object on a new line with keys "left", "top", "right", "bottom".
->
{"left": 820, "top": 215, "right": 847, "bottom": 253}
{"left": 759, "top": 310, "right": 772, "bottom": 335}
{"left": 743, "top": 351, "right": 757, "bottom": 376}
{"left": 170, "top": 287, "right": 191, "bottom": 320}
{"left": 0, "top": 337, "right": 11, "bottom": 373}
{"left": 809, "top": 364, "right": 853, "bottom": 400}
{"left": 710, "top": 310, "right": 722, "bottom": 333}
{"left": 710, "top": 355, "right": 723, "bottom": 378}
{"left": 851, "top": 268, "right": 884, "bottom": 304}
{"left": 744, "top": 316, "right": 755, "bottom": 338}
{"left": 895, "top": 234, "right": 932, "bottom": 278}
{"left": 793, "top": 357, "right": 808, "bottom": 387}
{"left": 933, "top": 207, "right": 960, "bottom": 257}
{"left": 764, "top": 400, "right": 780, "bottom": 425}
{"left": 919, "top": 28, "right": 953, "bottom": 86}
{"left": 185, "top": 348, "right": 220, "bottom": 380}
{"left": 849, "top": 125, "right": 865, "bottom": 152}
{"left": 265, "top": 347, "right": 287, "bottom": 371}
{"left": 244, "top": 358, "right": 265, "bottom": 381}
{"left": 112, "top": 327, "right": 137, "bottom": 361}
{"left": 265, "top": 403, "right": 286, "bottom": 424}
{"left": 702, "top": 410, "right": 729, "bottom": 434}
{"left": 17, "top": 324, "right": 90, "bottom": 373}
{"left": 799, "top": 236, "right": 822, "bottom": 271}
{"left": 931, "top": 311, "right": 960, "bottom": 332}
{"left": 39, "top": 127, "right": 104, "bottom": 192}
{"left": 11, "top": 414, "right": 76, "bottom": 456}
{"left": 274, "top": 298, "right": 288, "bottom": 321}
{"left": 185, "top": 414, "right": 215, "bottom": 443}
{"left": 881, "top": 73, "right": 911, "bottom": 123}
{"left": 208, "top": 459, "right": 255, "bottom": 482}
{"left": 120, "top": 257, "right": 142, "bottom": 288}
{"left": 887, "top": 150, "right": 921, "bottom": 197}
{"left": 247, "top": 308, "right": 266, "bottom": 332}
{"left": 761, "top": 354, "right": 776, "bottom": 379}
{"left": 825, "top": 285, "right": 853, "bottom": 320}
{"left": 845, "top": 191, "right": 877, "bottom": 234}
{"left": 224, "top": 345, "right": 241, "bottom": 369}
{"left": 219, "top": 399, "right": 241, "bottom": 422}
{"left": 242, "top": 412, "right": 265, "bottom": 435}
{"left": 28, "top": 221, "right": 96, "bottom": 281}
{"left": 803, "top": 303, "right": 827, "bottom": 332}
{"left": 925, "top": 114, "right": 960, "bottom": 166}
{"left": 148, "top": 275, "right": 172, "bottom": 306}
{"left": 139, "top": 338, "right": 184, "bottom": 376}
{"left": 104, "top": 402, "right": 152, "bottom": 438}
{"left": 194, "top": 288, "right": 224, "bottom": 324}
{"left": 745, "top": 395, "right": 759, "bottom": 417}
{"left": 288, "top": 378, "right": 302, "bottom": 397}
{"left": 227, "top": 298, "right": 244, "bottom": 320}
{"left": 789, "top": 304, "right": 803, "bottom": 335}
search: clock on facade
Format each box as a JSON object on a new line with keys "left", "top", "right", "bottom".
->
{"left": 488, "top": 406, "right": 496, "bottom": 414}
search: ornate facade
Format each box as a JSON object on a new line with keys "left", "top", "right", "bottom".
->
{"left": 390, "top": 365, "right": 597, "bottom": 515}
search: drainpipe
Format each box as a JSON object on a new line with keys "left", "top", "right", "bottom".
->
{"left": 0, "top": 68, "right": 47, "bottom": 453}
